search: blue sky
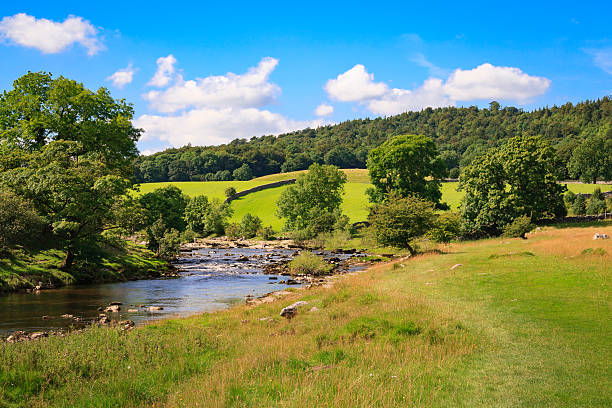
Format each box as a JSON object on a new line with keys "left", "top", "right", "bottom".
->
{"left": 1, "top": 1, "right": 611, "bottom": 153}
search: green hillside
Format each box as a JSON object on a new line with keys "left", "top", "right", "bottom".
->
{"left": 138, "top": 169, "right": 610, "bottom": 230}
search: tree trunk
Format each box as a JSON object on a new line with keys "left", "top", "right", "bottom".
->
{"left": 405, "top": 243, "right": 416, "bottom": 256}
{"left": 60, "top": 247, "right": 74, "bottom": 271}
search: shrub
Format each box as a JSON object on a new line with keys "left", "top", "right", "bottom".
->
{"left": 502, "top": 215, "right": 534, "bottom": 239}
{"left": 368, "top": 193, "right": 436, "bottom": 255}
{"left": 315, "top": 229, "right": 351, "bottom": 251}
{"left": 240, "top": 213, "right": 262, "bottom": 238}
{"left": 586, "top": 197, "right": 607, "bottom": 215}
{"left": 225, "top": 223, "right": 243, "bottom": 239}
{"left": 180, "top": 229, "right": 197, "bottom": 243}
{"left": 428, "top": 211, "right": 463, "bottom": 243}
{"left": 224, "top": 187, "right": 237, "bottom": 198}
{"left": 572, "top": 194, "right": 587, "bottom": 215}
{"left": 564, "top": 190, "right": 576, "bottom": 206}
{"left": 0, "top": 191, "right": 45, "bottom": 249}
{"left": 448, "top": 167, "right": 460, "bottom": 179}
{"left": 183, "top": 195, "right": 210, "bottom": 233}
{"left": 158, "top": 229, "right": 181, "bottom": 259}
{"left": 288, "top": 251, "right": 333, "bottom": 276}
{"left": 257, "top": 225, "right": 275, "bottom": 241}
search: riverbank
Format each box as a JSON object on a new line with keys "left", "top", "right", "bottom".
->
{"left": 0, "top": 242, "right": 175, "bottom": 293}
{"left": 1, "top": 224, "right": 609, "bottom": 407}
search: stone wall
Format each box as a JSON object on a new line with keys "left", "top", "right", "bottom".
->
{"left": 224, "top": 179, "right": 296, "bottom": 204}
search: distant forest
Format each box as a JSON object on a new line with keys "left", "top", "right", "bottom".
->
{"left": 134, "top": 97, "right": 611, "bottom": 183}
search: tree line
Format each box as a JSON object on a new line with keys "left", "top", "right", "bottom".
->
{"left": 134, "top": 98, "right": 612, "bottom": 183}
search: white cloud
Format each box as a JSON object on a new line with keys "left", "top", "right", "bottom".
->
{"left": 136, "top": 107, "right": 323, "bottom": 147}
{"left": 0, "top": 13, "right": 102, "bottom": 55}
{"left": 148, "top": 54, "right": 177, "bottom": 87}
{"left": 586, "top": 48, "right": 612, "bottom": 75}
{"left": 106, "top": 64, "right": 136, "bottom": 88}
{"left": 443, "top": 63, "right": 550, "bottom": 102}
{"left": 144, "top": 57, "right": 281, "bottom": 113}
{"left": 138, "top": 57, "right": 324, "bottom": 147}
{"left": 314, "top": 103, "right": 334, "bottom": 116}
{"left": 326, "top": 62, "right": 551, "bottom": 115}
{"left": 325, "top": 64, "right": 388, "bottom": 102}
{"left": 367, "top": 78, "right": 453, "bottom": 115}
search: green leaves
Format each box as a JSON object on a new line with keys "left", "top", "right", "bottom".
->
{"left": 366, "top": 134, "right": 446, "bottom": 204}
{"left": 460, "top": 135, "right": 566, "bottom": 237}
{"left": 276, "top": 163, "right": 347, "bottom": 236}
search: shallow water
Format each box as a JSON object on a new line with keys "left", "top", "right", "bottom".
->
{"left": 0, "top": 247, "right": 361, "bottom": 335}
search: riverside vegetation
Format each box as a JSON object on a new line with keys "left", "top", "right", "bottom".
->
{"left": 1, "top": 224, "right": 610, "bottom": 407}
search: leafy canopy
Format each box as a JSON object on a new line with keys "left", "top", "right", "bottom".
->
{"left": 366, "top": 134, "right": 446, "bottom": 205}
{"left": 276, "top": 163, "right": 347, "bottom": 236}
{"left": 460, "top": 135, "right": 566, "bottom": 237}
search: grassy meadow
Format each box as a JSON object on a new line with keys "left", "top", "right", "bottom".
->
{"left": 138, "top": 169, "right": 610, "bottom": 229}
{"left": 1, "top": 223, "right": 610, "bottom": 407}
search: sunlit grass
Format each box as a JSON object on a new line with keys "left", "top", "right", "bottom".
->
{"left": 2, "top": 224, "right": 610, "bottom": 406}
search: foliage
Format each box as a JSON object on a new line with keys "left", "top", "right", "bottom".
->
{"left": 257, "top": 225, "right": 275, "bottom": 240}
{"left": 314, "top": 229, "right": 352, "bottom": 251}
{"left": 132, "top": 97, "right": 612, "bottom": 183}
{"left": 0, "top": 72, "right": 142, "bottom": 269}
{"left": 240, "top": 213, "right": 263, "bottom": 238}
{"left": 224, "top": 223, "right": 243, "bottom": 239}
{"left": 568, "top": 126, "right": 612, "bottom": 183}
{"left": 203, "top": 198, "right": 233, "bottom": 236}
{"left": 140, "top": 186, "right": 189, "bottom": 232}
{"left": 501, "top": 215, "right": 534, "bottom": 239}
{"left": 428, "top": 212, "right": 463, "bottom": 243}
{"left": 586, "top": 197, "right": 608, "bottom": 215}
{"left": 183, "top": 195, "right": 210, "bottom": 233}
{"left": 157, "top": 229, "right": 181, "bottom": 259}
{"left": 572, "top": 194, "right": 587, "bottom": 215}
{"left": 232, "top": 163, "right": 253, "bottom": 181}
{"left": 224, "top": 186, "right": 237, "bottom": 197}
{"left": 288, "top": 251, "right": 334, "bottom": 276}
{"left": 367, "top": 194, "right": 436, "bottom": 255}
{"left": 276, "top": 163, "right": 347, "bottom": 237}
{"left": 564, "top": 190, "right": 577, "bottom": 207}
{"left": 0, "top": 191, "right": 45, "bottom": 250}
{"left": 366, "top": 134, "right": 446, "bottom": 204}
{"left": 460, "top": 136, "right": 566, "bottom": 237}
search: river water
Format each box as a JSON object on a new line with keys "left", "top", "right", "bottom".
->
{"left": 0, "top": 247, "right": 361, "bottom": 335}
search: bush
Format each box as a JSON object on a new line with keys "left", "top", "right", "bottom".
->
{"left": 448, "top": 167, "right": 460, "bottom": 179}
{"left": 289, "top": 251, "right": 334, "bottom": 276}
{"left": 180, "top": 229, "right": 197, "bottom": 243}
{"left": 368, "top": 194, "right": 436, "bottom": 255}
{"left": 158, "top": 229, "right": 181, "bottom": 259}
{"left": 572, "top": 194, "right": 587, "bottom": 215}
{"left": 428, "top": 212, "right": 463, "bottom": 243}
{"left": 225, "top": 223, "right": 243, "bottom": 239}
{"left": 257, "top": 225, "right": 275, "bottom": 240}
{"left": 224, "top": 187, "right": 237, "bottom": 198}
{"left": 315, "top": 229, "right": 351, "bottom": 250}
{"left": 0, "top": 191, "right": 45, "bottom": 249}
{"left": 502, "top": 215, "right": 534, "bottom": 239}
{"left": 586, "top": 197, "right": 607, "bottom": 215}
{"left": 564, "top": 190, "right": 576, "bottom": 206}
{"left": 240, "top": 213, "right": 262, "bottom": 238}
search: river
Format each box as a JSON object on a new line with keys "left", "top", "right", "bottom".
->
{"left": 0, "top": 247, "right": 362, "bottom": 335}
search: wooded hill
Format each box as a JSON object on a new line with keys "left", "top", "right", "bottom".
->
{"left": 134, "top": 97, "right": 611, "bottom": 183}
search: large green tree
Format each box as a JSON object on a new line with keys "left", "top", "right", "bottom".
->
{"left": 567, "top": 126, "right": 612, "bottom": 184}
{"left": 460, "top": 135, "right": 566, "bottom": 237}
{"left": 366, "top": 134, "right": 446, "bottom": 205}
{"left": 276, "top": 163, "right": 347, "bottom": 236}
{"left": 0, "top": 72, "right": 142, "bottom": 268}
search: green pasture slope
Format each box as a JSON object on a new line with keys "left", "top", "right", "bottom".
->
{"left": 138, "top": 170, "right": 610, "bottom": 229}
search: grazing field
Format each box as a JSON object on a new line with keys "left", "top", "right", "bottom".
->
{"left": 138, "top": 171, "right": 610, "bottom": 228}
{"left": 2, "top": 224, "right": 610, "bottom": 407}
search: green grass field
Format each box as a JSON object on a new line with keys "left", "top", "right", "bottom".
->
{"left": 2, "top": 224, "right": 610, "bottom": 406}
{"left": 138, "top": 170, "right": 610, "bottom": 229}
